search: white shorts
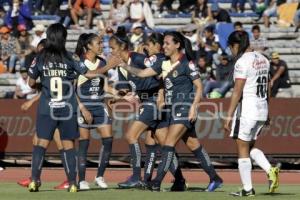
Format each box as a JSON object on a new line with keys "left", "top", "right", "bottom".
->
{"left": 230, "top": 117, "right": 265, "bottom": 142}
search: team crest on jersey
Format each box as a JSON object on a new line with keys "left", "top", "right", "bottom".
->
{"left": 78, "top": 117, "right": 84, "bottom": 124}
{"left": 172, "top": 70, "right": 178, "bottom": 78}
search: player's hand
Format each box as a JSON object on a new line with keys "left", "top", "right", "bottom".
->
{"left": 21, "top": 101, "right": 33, "bottom": 111}
{"left": 188, "top": 104, "right": 197, "bottom": 122}
{"left": 223, "top": 118, "right": 232, "bottom": 135}
{"left": 107, "top": 54, "right": 123, "bottom": 69}
{"left": 123, "top": 92, "right": 139, "bottom": 104}
{"left": 81, "top": 107, "right": 93, "bottom": 125}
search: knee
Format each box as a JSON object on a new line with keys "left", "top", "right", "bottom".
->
{"left": 125, "top": 133, "right": 136, "bottom": 144}
{"left": 186, "top": 138, "right": 200, "bottom": 151}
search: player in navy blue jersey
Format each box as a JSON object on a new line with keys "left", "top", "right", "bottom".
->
{"left": 109, "top": 30, "right": 190, "bottom": 190}
{"left": 26, "top": 23, "right": 123, "bottom": 193}
{"left": 120, "top": 31, "right": 223, "bottom": 192}
{"left": 74, "top": 33, "right": 126, "bottom": 190}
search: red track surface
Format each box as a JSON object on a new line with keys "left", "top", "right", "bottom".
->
{"left": 1, "top": 168, "right": 300, "bottom": 184}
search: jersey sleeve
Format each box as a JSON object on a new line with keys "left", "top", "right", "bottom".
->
{"left": 234, "top": 58, "right": 248, "bottom": 79}
{"left": 71, "top": 54, "right": 89, "bottom": 75}
{"left": 116, "top": 67, "right": 131, "bottom": 90}
{"left": 187, "top": 61, "right": 200, "bottom": 81}
{"left": 27, "top": 57, "right": 40, "bottom": 80}
{"left": 151, "top": 58, "right": 163, "bottom": 75}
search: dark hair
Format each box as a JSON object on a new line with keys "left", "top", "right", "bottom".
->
{"left": 40, "top": 23, "right": 69, "bottom": 64}
{"left": 37, "top": 38, "right": 47, "bottom": 48}
{"left": 251, "top": 24, "right": 260, "bottom": 32}
{"left": 194, "top": 0, "right": 209, "bottom": 18}
{"left": 112, "top": 0, "right": 124, "bottom": 9}
{"left": 147, "top": 32, "right": 164, "bottom": 47}
{"left": 75, "top": 33, "right": 99, "bottom": 57}
{"left": 228, "top": 30, "right": 250, "bottom": 58}
{"left": 234, "top": 21, "right": 243, "bottom": 28}
{"left": 110, "top": 26, "right": 131, "bottom": 50}
{"left": 75, "top": 33, "right": 89, "bottom": 57}
{"left": 164, "top": 31, "right": 195, "bottom": 61}
{"left": 204, "top": 26, "right": 214, "bottom": 33}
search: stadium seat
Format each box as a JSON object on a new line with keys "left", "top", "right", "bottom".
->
{"left": 215, "top": 22, "right": 234, "bottom": 51}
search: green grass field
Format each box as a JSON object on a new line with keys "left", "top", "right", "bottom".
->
{"left": 0, "top": 183, "right": 299, "bottom": 200}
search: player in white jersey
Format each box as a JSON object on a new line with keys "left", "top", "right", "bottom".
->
{"left": 224, "top": 31, "right": 279, "bottom": 197}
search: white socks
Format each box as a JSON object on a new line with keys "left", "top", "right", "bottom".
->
{"left": 238, "top": 158, "right": 252, "bottom": 191}
{"left": 250, "top": 148, "right": 271, "bottom": 173}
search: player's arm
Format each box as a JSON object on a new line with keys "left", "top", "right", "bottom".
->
{"left": 120, "top": 64, "right": 158, "bottom": 78}
{"left": 76, "top": 95, "right": 93, "bottom": 124}
{"left": 270, "top": 65, "right": 285, "bottom": 87}
{"left": 21, "top": 93, "right": 41, "bottom": 111}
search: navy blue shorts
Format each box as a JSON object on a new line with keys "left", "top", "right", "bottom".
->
{"left": 78, "top": 105, "right": 112, "bottom": 129}
{"left": 165, "top": 104, "right": 194, "bottom": 129}
{"left": 135, "top": 102, "right": 159, "bottom": 130}
{"left": 36, "top": 113, "right": 79, "bottom": 140}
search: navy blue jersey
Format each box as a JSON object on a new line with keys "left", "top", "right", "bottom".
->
{"left": 77, "top": 56, "right": 106, "bottom": 110}
{"left": 159, "top": 54, "right": 200, "bottom": 105}
{"left": 118, "top": 52, "right": 161, "bottom": 101}
{"left": 28, "top": 52, "right": 88, "bottom": 116}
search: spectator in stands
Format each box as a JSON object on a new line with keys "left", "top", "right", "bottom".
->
{"left": 70, "top": 0, "right": 101, "bottom": 29}
{"left": 14, "top": 67, "right": 36, "bottom": 99}
{"left": 0, "top": 7, "right": 5, "bottom": 27}
{"left": 17, "top": 24, "right": 32, "bottom": 69}
{"left": 129, "top": 0, "right": 145, "bottom": 24}
{"left": 211, "top": 2, "right": 232, "bottom": 23}
{"left": 203, "top": 53, "right": 233, "bottom": 98}
{"left": 41, "top": 0, "right": 61, "bottom": 15}
{"left": 196, "top": 55, "right": 215, "bottom": 97}
{"left": 108, "top": 0, "right": 129, "bottom": 27}
{"left": 158, "top": 0, "right": 196, "bottom": 14}
{"left": 4, "top": 0, "right": 33, "bottom": 37}
{"left": 270, "top": 52, "right": 291, "bottom": 97}
{"left": 25, "top": 38, "right": 46, "bottom": 70}
{"left": 294, "top": 4, "right": 300, "bottom": 32}
{"left": 180, "top": 23, "right": 200, "bottom": 51}
{"left": 0, "top": 26, "right": 21, "bottom": 73}
{"left": 130, "top": 22, "right": 147, "bottom": 52}
{"left": 231, "top": 0, "right": 257, "bottom": 13}
{"left": 30, "top": 24, "right": 46, "bottom": 49}
{"left": 199, "top": 26, "right": 220, "bottom": 64}
{"left": 192, "top": 0, "right": 213, "bottom": 28}
{"left": 234, "top": 21, "right": 244, "bottom": 31}
{"left": 250, "top": 24, "right": 268, "bottom": 53}
{"left": 263, "top": 0, "right": 287, "bottom": 27}
{"left": 157, "top": 0, "right": 176, "bottom": 14}
{"left": 56, "top": 0, "right": 72, "bottom": 28}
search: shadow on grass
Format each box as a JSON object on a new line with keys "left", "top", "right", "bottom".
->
{"left": 186, "top": 187, "right": 225, "bottom": 193}
{"left": 261, "top": 192, "right": 296, "bottom": 196}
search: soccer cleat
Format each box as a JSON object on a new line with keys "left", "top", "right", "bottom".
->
{"left": 28, "top": 181, "right": 39, "bottom": 192}
{"left": 95, "top": 177, "right": 108, "bottom": 189}
{"left": 68, "top": 184, "right": 78, "bottom": 193}
{"left": 268, "top": 167, "right": 279, "bottom": 193}
{"left": 54, "top": 180, "right": 69, "bottom": 190}
{"left": 170, "top": 178, "right": 187, "bottom": 192}
{"left": 230, "top": 188, "right": 255, "bottom": 197}
{"left": 79, "top": 181, "right": 90, "bottom": 190}
{"left": 118, "top": 176, "right": 143, "bottom": 189}
{"left": 206, "top": 177, "right": 223, "bottom": 192}
{"left": 18, "top": 177, "right": 41, "bottom": 188}
{"left": 146, "top": 180, "right": 161, "bottom": 192}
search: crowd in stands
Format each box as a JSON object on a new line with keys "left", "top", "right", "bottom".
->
{"left": 0, "top": 0, "right": 298, "bottom": 99}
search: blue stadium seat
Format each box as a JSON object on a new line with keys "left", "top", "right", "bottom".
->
{"left": 208, "top": 0, "right": 232, "bottom": 3}
{"left": 215, "top": 22, "right": 234, "bottom": 50}
{"left": 229, "top": 12, "right": 259, "bottom": 18}
{"left": 31, "top": 15, "right": 60, "bottom": 21}
{"left": 100, "top": 0, "right": 112, "bottom": 5}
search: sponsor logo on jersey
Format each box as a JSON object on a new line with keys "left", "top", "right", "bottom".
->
{"left": 144, "top": 55, "right": 157, "bottom": 68}
{"left": 164, "top": 78, "right": 173, "bottom": 89}
{"left": 91, "top": 78, "right": 100, "bottom": 87}
{"left": 188, "top": 61, "right": 196, "bottom": 71}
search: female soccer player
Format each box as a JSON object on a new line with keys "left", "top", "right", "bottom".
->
{"left": 224, "top": 30, "right": 279, "bottom": 196}
{"left": 117, "top": 31, "right": 222, "bottom": 192}
{"left": 75, "top": 33, "right": 124, "bottom": 190}
{"left": 27, "top": 23, "right": 122, "bottom": 193}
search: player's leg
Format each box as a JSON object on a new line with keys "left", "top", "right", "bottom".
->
{"left": 95, "top": 124, "right": 113, "bottom": 189}
{"left": 249, "top": 122, "right": 279, "bottom": 193}
{"left": 182, "top": 129, "right": 223, "bottom": 192}
{"left": 77, "top": 127, "right": 90, "bottom": 190}
{"left": 29, "top": 114, "right": 56, "bottom": 192}
{"left": 59, "top": 115, "right": 80, "bottom": 192}
{"left": 143, "top": 131, "right": 159, "bottom": 184}
{"left": 154, "top": 127, "right": 187, "bottom": 192}
{"left": 150, "top": 124, "right": 187, "bottom": 191}
{"left": 118, "top": 121, "right": 148, "bottom": 188}
{"left": 53, "top": 129, "right": 69, "bottom": 190}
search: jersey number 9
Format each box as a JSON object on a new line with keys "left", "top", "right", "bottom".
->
{"left": 50, "top": 77, "right": 63, "bottom": 101}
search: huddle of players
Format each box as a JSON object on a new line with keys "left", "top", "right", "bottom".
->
{"left": 25, "top": 23, "right": 279, "bottom": 196}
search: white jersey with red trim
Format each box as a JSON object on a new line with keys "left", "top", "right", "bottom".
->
{"left": 234, "top": 51, "right": 270, "bottom": 121}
